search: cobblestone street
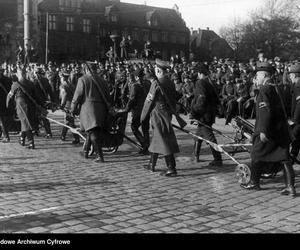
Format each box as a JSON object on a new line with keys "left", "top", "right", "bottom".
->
{"left": 0, "top": 111, "right": 299, "bottom": 234}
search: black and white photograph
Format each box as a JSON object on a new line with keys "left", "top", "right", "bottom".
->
{"left": 0, "top": 0, "right": 300, "bottom": 240}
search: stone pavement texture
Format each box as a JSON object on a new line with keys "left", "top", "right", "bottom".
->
{"left": 0, "top": 111, "right": 299, "bottom": 234}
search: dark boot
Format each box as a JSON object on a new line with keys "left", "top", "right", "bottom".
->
{"left": 164, "top": 155, "right": 177, "bottom": 177}
{"left": 144, "top": 153, "right": 158, "bottom": 172}
{"left": 19, "top": 132, "right": 26, "bottom": 146}
{"left": 26, "top": 131, "right": 35, "bottom": 149}
{"left": 83, "top": 134, "right": 92, "bottom": 159}
{"left": 72, "top": 134, "right": 80, "bottom": 145}
{"left": 193, "top": 140, "right": 201, "bottom": 163}
{"left": 94, "top": 148, "right": 104, "bottom": 163}
{"left": 281, "top": 162, "right": 296, "bottom": 197}
{"left": 133, "top": 130, "right": 147, "bottom": 154}
{"left": 61, "top": 127, "right": 68, "bottom": 141}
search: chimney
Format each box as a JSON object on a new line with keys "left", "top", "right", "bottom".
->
{"left": 198, "top": 28, "right": 201, "bottom": 34}
{"left": 207, "top": 27, "right": 210, "bottom": 30}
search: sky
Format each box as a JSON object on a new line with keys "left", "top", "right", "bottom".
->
{"left": 122, "top": 0, "right": 263, "bottom": 34}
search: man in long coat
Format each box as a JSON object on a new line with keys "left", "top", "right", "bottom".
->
{"left": 141, "top": 59, "right": 180, "bottom": 177}
{"left": 32, "top": 67, "right": 54, "bottom": 138}
{"left": 6, "top": 66, "right": 38, "bottom": 149}
{"left": 71, "top": 62, "right": 111, "bottom": 163}
{"left": 289, "top": 63, "right": 300, "bottom": 162}
{"left": 241, "top": 62, "right": 296, "bottom": 197}
{"left": 124, "top": 68, "right": 150, "bottom": 154}
{"left": 191, "top": 64, "right": 223, "bottom": 166}
{"left": 0, "top": 67, "right": 12, "bottom": 143}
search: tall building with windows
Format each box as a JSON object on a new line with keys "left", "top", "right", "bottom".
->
{"left": 38, "top": 0, "right": 190, "bottom": 62}
{"left": 0, "top": 0, "right": 190, "bottom": 63}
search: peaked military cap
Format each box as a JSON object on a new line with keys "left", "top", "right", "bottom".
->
{"left": 256, "top": 62, "right": 274, "bottom": 73}
{"left": 155, "top": 59, "right": 170, "bottom": 70}
{"left": 289, "top": 63, "right": 300, "bottom": 74}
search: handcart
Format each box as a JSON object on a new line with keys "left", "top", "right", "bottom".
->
{"left": 173, "top": 116, "right": 286, "bottom": 186}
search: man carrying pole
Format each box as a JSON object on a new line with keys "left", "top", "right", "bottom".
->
{"left": 71, "top": 62, "right": 111, "bottom": 163}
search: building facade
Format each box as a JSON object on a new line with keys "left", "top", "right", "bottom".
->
{"left": 190, "top": 28, "right": 234, "bottom": 62}
{"left": 26, "top": 0, "right": 189, "bottom": 63}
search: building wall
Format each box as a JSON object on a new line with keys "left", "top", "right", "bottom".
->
{"left": 190, "top": 28, "right": 234, "bottom": 62}
{"left": 0, "top": 0, "right": 190, "bottom": 63}
{"left": 37, "top": 0, "right": 190, "bottom": 63}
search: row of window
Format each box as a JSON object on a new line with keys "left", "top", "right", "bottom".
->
{"left": 47, "top": 15, "right": 187, "bottom": 44}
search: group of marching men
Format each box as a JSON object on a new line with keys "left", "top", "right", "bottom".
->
{"left": 0, "top": 55, "right": 300, "bottom": 197}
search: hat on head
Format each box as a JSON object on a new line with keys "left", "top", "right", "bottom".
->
{"left": 133, "top": 68, "right": 144, "bottom": 78}
{"left": 274, "top": 56, "right": 280, "bottom": 62}
{"left": 34, "top": 67, "right": 44, "bottom": 74}
{"left": 289, "top": 63, "right": 300, "bottom": 74}
{"left": 256, "top": 62, "right": 274, "bottom": 73}
{"left": 194, "top": 63, "right": 209, "bottom": 75}
{"left": 155, "top": 59, "right": 170, "bottom": 70}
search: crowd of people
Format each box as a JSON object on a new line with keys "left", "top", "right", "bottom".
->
{"left": 0, "top": 52, "right": 299, "bottom": 195}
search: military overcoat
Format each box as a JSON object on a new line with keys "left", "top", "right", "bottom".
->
{"left": 71, "top": 74, "right": 111, "bottom": 132}
{"left": 141, "top": 76, "right": 180, "bottom": 156}
{"left": 251, "top": 79, "right": 290, "bottom": 163}
{"left": 191, "top": 78, "right": 220, "bottom": 126}
{"left": 6, "top": 79, "right": 37, "bottom": 132}
{"left": 0, "top": 75, "right": 12, "bottom": 116}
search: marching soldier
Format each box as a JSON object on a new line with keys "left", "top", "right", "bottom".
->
{"left": 0, "top": 67, "right": 12, "bottom": 143}
{"left": 241, "top": 62, "right": 296, "bottom": 197}
{"left": 46, "top": 63, "right": 60, "bottom": 105}
{"left": 191, "top": 63, "right": 223, "bottom": 166}
{"left": 289, "top": 63, "right": 300, "bottom": 162}
{"left": 6, "top": 66, "right": 39, "bottom": 149}
{"left": 124, "top": 68, "right": 150, "bottom": 154}
{"left": 71, "top": 62, "right": 111, "bottom": 163}
{"left": 141, "top": 59, "right": 180, "bottom": 177}
{"left": 32, "top": 67, "right": 54, "bottom": 138}
{"left": 59, "top": 72, "right": 80, "bottom": 144}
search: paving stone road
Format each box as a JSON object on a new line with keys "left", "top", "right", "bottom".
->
{"left": 0, "top": 111, "right": 299, "bottom": 234}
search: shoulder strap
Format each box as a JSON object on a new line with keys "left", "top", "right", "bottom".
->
{"left": 0, "top": 82, "right": 8, "bottom": 95}
{"left": 36, "top": 77, "right": 48, "bottom": 99}
{"left": 14, "top": 81, "right": 46, "bottom": 114}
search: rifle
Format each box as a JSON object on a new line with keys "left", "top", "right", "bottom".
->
{"left": 152, "top": 79, "right": 187, "bottom": 128}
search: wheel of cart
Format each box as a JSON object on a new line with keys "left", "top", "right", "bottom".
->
{"left": 83, "top": 110, "right": 129, "bottom": 156}
{"left": 231, "top": 116, "right": 284, "bottom": 185}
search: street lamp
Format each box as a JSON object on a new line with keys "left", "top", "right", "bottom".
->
{"left": 110, "top": 34, "right": 119, "bottom": 63}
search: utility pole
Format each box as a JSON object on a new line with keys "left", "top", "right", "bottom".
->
{"left": 45, "top": 12, "right": 49, "bottom": 64}
{"left": 24, "top": 0, "right": 31, "bottom": 49}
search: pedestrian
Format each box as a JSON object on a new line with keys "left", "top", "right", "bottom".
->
{"left": 289, "top": 63, "right": 300, "bottom": 162}
{"left": 191, "top": 63, "right": 223, "bottom": 166}
{"left": 124, "top": 68, "right": 150, "bottom": 154}
{"left": 59, "top": 72, "right": 80, "bottom": 145}
{"left": 71, "top": 62, "right": 111, "bottom": 163}
{"left": 6, "top": 65, "right": 38, "bottom": 149}
{"left": 141, "top": 59, "right": 180, "bottom": 177}
{"left": 0, "top": 67, "right": 12, "bottom": 143}
{"left": 120, "top": 36, "right": 128, "bottom": 60}
{"left": 241, "top": 62, "right": 296, "bottom": 197}
{"left": 32, "top": 66, "right": 54, "bottom": 138}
